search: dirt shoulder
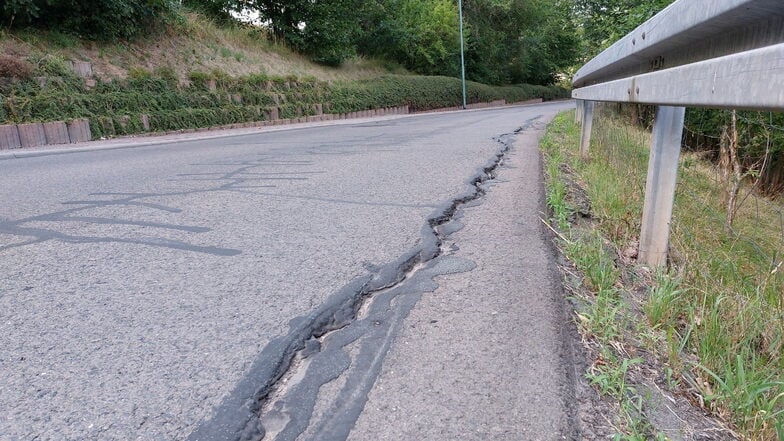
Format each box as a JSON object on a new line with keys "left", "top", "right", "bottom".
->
{"left": 540, "top": 110, "right": 743, "bottom": 440}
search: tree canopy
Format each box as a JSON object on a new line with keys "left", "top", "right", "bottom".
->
{"left": 235, "top": 0, "right": 581, "bottom": 85}
{"left": 571, "top": 0, "right": 674, "bottom": 58}
{"left": 1, "top": 0, "right": 176, "bottom": 40}
{"left": 1, "top": 0, "right": 674, "bottom": 86}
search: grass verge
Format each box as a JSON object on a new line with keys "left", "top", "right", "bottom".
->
{"left": 540, "top": 109, "right": 784, "bottom": 440}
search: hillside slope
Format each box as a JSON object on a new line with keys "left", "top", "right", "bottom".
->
{"left": 0, "top": 12, "right": 391, "bottom": 82}
{"left": 0, "top": 12, "right": 566, "bottom": 147}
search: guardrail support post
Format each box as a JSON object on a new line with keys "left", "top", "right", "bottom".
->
{"left": 639, "top": 105, "right": 685, "bottom": 267}
{"left": 579, "top": 100, "right": 594, "bottom": 159}
{"left": 575, "top": 99, "right": 583, "bottom": 124}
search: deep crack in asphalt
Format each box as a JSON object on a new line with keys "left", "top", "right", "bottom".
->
{"left": 187, "top": 117, "right": 541, "bottom": 441}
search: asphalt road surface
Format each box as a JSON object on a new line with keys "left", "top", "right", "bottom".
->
{"left": 0, "top": 101, "right": 574, "bottom": 441}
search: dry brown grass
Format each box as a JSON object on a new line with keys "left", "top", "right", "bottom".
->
{"left": 0, "top": 12, "right": 392, "bottom": 82}
{"left": 0, "top": 54, "right": 34, "bottom": 79}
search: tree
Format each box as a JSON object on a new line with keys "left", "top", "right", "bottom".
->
{"left": 250, "top": 0, "right": 309, "bottom": 41}
{"left": 182, "top": 0, "right": 251, "bottom": 22}
{"left": 462, "top": 0, "right": 578, "bottom": 85}
{"left": 285, "top": 0, "right": 363, "bottom": 66}
{"left": 244, "top": 0, "right": 365, "bottom": 65}
{"left": 360, "top": 0, "right": 460, "bottom": 76}
{"left": 1, "top": 0, "right": 177, "bottom": 40}
{"left": 572, "top": 0, "right": 674, "bottom": 58}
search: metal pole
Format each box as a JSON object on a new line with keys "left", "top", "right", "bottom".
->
{"left": 458, "top": 0, "right": 467, "bottom": 110}
{"left": 639, "top": 105, "right": 686, "bottom": 267}
{"left": 579, "top": 101, "right": 594, "bottom": 159}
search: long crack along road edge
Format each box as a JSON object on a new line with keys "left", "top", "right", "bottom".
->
{"left": 187, "top": 116, "right": 553, "bottom": 441}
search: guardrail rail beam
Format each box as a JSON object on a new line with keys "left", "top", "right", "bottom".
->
{"left": 571, "top": 0, "right": 784, "bottom": 268}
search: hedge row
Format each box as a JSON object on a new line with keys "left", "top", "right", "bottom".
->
{"left": 89, "top": 106, "right": 273, "bottom": 138}
{"left": 328, "top": 75, "right": 567, "bottom": 113}
{"left": 93, "top": 76, "right": 327, "bottom": 96}
{"left": 1, "top": 73, "right": 567, "bottom": 139}
{"left": 4, "top": 90, "right": 281, "bottom": 122}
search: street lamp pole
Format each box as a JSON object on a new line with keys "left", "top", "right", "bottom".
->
{"left": 458, "top": 0, "right": 467, "bottom": 109}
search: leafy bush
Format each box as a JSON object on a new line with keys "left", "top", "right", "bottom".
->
{"left": 244, "top": 73, "right": 269, "bottom": 86}
{"left": 28, "top": 54, "right": 73, "bottom": 77}
{"left": 1, "top": 0, "right": 178, "bottom": 40}
{"left": 188, "top": 71, "right": 212, "bottom": 90}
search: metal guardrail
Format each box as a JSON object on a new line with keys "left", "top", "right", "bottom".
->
{"left": 571, "top": 0, "right": 784, "bottom": 266}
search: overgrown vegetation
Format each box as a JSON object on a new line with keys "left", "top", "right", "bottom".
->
{"left": 1, "top": 0, "right": 578, "bottom": 86}
{"left": 542, "top": 110, "right": 784, "bottom": 440}
{"left": 542, "top": 114, "right": 662, "bottom": 439}
{"left": 1, "top": 11, "right": 387, "bottom": 83}
{"left": 684, "top": 109, "right": 784, "bottom": 197}
{"left": 0, "top": 63, "right": 565, "bottom": 139}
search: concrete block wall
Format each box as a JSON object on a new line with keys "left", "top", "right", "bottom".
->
{"left": 43, "top": 122, "right": 70, "bottom": 145}
{"left": 0, "top": 125, "right": 22, "bottom": 150}
{"left": 71, "top": 61, "right": 93, "bottom": 78}
{"left": 0, "top": 118, "right": 92, "bottom": 149}
{"left": 17, "top": 123, "right": 47, "bottom": 148}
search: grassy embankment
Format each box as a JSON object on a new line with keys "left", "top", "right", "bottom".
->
{"left": 0, "top": 12, "right": 388, "bottom": 82}
{"left": 540, "top": 109, "right": 783, "bottom": 440}
{"left": 0, "top": 12, "right": 566, "bottom": 140}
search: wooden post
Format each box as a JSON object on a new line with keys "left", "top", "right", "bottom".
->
{"left": 639, "top": 106, "right": 686, "bottom": 267}
{"left": 575, "top": 99, "right": 583, "bottom": 124}
{"left": 579, "top": 100, "right": 594, "bottom": 159}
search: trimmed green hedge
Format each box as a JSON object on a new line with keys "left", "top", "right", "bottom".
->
{"left": 5, "top": 90, "right": 280, "bottom": 122}
{"left": 328, "top": 75, "right": 566, "bottom": 113}
{"left": 1, "top": 71, "right": 567, "bottom": 139}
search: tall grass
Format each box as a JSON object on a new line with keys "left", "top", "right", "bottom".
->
{"left": 543, "top": 108, "right": 784, "bottom": 439}
{"left": 541, "top": 114, "right": 655, "bottom": 439}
